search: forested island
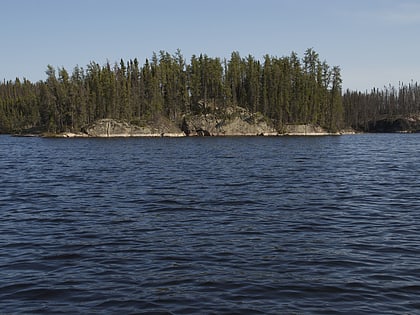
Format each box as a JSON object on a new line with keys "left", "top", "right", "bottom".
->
{"left": 1, "top": 49, "right": 419, "bottom": 136}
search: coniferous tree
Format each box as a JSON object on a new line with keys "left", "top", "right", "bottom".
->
{"left": 1, "top": 48, "right": 386, "bottom": 134}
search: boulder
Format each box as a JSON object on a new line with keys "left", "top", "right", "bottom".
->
{"left": 182, "top": 108, "right": 278, "bottom": 136}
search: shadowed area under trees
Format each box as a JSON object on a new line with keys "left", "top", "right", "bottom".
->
{"left": 0, "top": 49, "right": 344, "bottom": 134}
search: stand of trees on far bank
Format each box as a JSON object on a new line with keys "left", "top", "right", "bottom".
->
{"left": 0, "top": 48, "right": 419, "bottom": 134}
{"left": 343, "top": 83, "right": 420, "bottom": 130}
{"left": 0, "top": 49, "right": 343, "bottom": 133}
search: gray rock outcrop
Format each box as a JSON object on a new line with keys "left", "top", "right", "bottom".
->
{"left": 82, "top": 118, "right": 184, "bottom": 137}
{"left": 282, "top": 124, "right": 336, "bottom": 135}
{"left": 63, "top": 106, "right": 344, "bottom": 138}
{"left": 181, "top": 108, "right": 278, "bottom": 136}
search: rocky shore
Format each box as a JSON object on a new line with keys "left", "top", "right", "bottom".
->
{"left": 80, "top": 117, "right": 184, "bottom": 137}
{"left": 13, "top": 105, "right": 419, "bottom": 138}
{"left": 55, "top": 107, "right": 342, "bottom": 138}
{"left": 57, "top": 120, "right": 340, "bottom": 138}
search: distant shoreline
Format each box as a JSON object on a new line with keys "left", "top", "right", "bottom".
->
{"left": 11, "top": 123, "right": 356, "bottom": 138}
{"left": 8, "top": 115, "right": 420, "bottom": 138}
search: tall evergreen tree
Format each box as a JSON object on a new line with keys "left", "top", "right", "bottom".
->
{"left": 0, "top": 48, "right": 374, "bottom": 134}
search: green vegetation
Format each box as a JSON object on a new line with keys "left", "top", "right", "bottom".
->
{"left": 343, "top": 83, "right": 420, "bottom": 131}
{"left": 2, "top": 48, "right": 419, "bottom": 135}
{"left": 0, "top": 49, "right": 344, "bottom": 134}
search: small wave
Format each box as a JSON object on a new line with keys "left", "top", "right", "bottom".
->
{"left": 42, "top": 253, "right": 84, "bottom": 261}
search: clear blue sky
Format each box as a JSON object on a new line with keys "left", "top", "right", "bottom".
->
{"left": 1, "top": 0, "right": 420, "bottom": 91}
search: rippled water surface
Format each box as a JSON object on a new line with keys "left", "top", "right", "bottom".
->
{"left": 1, "top": 134, "right": 420, "bottom": 314}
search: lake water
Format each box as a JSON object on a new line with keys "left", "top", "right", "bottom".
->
{"left": 1, "top": 134, "right": 420, "bottom": 314}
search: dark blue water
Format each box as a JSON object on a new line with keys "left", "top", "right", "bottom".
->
{"left": 1, "top": 134, "right": 420, "bottom": 314}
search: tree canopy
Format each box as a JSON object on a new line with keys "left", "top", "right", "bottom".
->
{"left": 343, "top": 83, "right": 420, "bottom": 130}
{"left": 4, "top": 49, "right": 418, "bottom": 134}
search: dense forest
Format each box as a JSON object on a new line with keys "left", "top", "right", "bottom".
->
{"left": 343, "top": 83, "right": 420, "bottom": 130}
{"left": 0, "top": 49, "right": 344, "bottom": 134}
{"left": 0, "top": 48, "right": 419, "bottom": 135}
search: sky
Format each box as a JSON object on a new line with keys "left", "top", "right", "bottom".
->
{"left": 1, "top": 0, "right": 420, "bottom": 91}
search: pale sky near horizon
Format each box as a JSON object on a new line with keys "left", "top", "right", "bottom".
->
{"left": 1, "top": 0, "right": 420, "bottom": 91}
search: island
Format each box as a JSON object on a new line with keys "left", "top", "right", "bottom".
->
{"left": 1, "top": 49, "right": 419, "bottom": 136}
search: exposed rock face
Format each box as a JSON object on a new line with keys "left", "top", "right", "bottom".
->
{"left": 182, "top": 109, "right": 278, "bottom": 136}
{"left": 82, "top": 119, "right": 184, "bottom": 137}
{"left": 282, "top": 124, "right": 336, "bottom": 135}
{"left": 73, "top": 106, "right": 345, "bottom": 138}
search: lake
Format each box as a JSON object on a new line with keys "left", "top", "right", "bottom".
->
{"left": 1, "top": 134, "right": 420, "bottom": 314}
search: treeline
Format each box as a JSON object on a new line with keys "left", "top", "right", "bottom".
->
{"left": 343, "top": 83, "right": 420, "bottom": 130}
{"left": 0, "top": 49, "right": 344, "bottom": 133}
